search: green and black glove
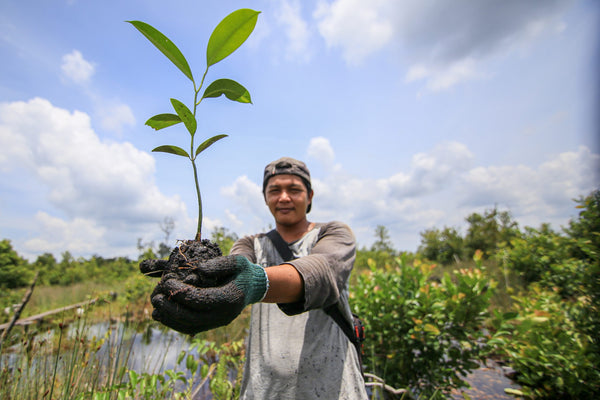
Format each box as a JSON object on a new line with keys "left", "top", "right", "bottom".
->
{"left": 147, "top": 255, "right": 268, "bottom": 335}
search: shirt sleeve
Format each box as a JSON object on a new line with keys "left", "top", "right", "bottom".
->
{"left": 283, "top": 221, "right": 356, "bottom": 314}
{"left": 230, "top": 235, "right": 258, "bottom": 263}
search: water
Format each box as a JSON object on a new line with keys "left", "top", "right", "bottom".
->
{"left": 452, "top": 361, "right": 522, "bottom": 399}
{"left": 3, "top": 321, "right": 520, "bottom": 399}
{"left": 85, "top": 321, "right": 191, "bottom": 372}
{"left": 1, "top": 320, "right": 217, "bottom": 398}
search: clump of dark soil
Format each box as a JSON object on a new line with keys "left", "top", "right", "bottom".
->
{"left": 163, "top": 239, "right": 222, "bottom": 280}
{"left": 140, "top": 239, "right": 223, "bottom": 283}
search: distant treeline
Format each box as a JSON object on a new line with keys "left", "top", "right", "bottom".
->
{"left": 0, "top": 226, "right": 243, "bottom": 289}
{"left": 1, "top": 190, "right": 597, "bottom": 290}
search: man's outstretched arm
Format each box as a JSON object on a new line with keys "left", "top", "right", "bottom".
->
{"left": 262, "top": 264, "right": 304, "bottom": 303}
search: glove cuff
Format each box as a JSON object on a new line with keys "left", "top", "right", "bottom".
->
{"left": 235, "top": 256, "right": 269, "bottom": 306}
{"left": 256, "top": 266, "right": 269, "bottom": 303}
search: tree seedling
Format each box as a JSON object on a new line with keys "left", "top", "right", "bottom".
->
{"left": 128, "top": 8, "right": 260, "bottom": 242}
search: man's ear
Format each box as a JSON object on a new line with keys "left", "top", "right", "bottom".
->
{"left": 306, "top": 190, "right": 314, "bottom": 213}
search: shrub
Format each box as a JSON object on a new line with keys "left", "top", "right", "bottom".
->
{"left": 351, "top": 254, "right": 494, "bottom": 397}
{"left": 490, "top": 286, "right": 600, "bottom": 399}
{"left": 490, "top": 190, "right": 600, "bottom": 398}
{"left": 565, "top": 190, "right": 600, "bottom": 347}
{"left": 122, "top": 274, "right": 156, "bottom": 304}
{"left": 499, "top": 225, "right": 575, "bottom": 292}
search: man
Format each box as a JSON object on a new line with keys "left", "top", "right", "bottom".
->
{"left": 143, "top": 157, "right": 366, "bottom": 399}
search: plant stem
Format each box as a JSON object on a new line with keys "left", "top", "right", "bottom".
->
{"left": 0, "top": 272, "right": 38, "bottom": 351}
{"left": 49, "top": 321, "right": 65, "bottom": 400}
{"left": 190, "top": 67, "right": 209, "bottom": 241}
{"left": 192, "top": 159, "right": 202, "bottom": 241}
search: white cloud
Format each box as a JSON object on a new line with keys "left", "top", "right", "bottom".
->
{"left": 224, "top": 209, "right": 243, "bottom": 231}
{"left": 276, "top": 0, "right": 312, "bottom": 62}
{"left": 24, "top": 211, "right": 106, "bottom": 255}
{"left": 60, "top": 51, "right": 135, "bottom": 135}
{"left": 218, "top": 140, "right": 597, "bottom": 250}
{"left": 406, "top": 58, "right": 485, "bottom": 92}
{"left": 461, "top": 146, "right": 600, "bottom": 218}
{"left": 392, "top": 0, "right": 571, "bottom": 62}
{"left": 0, "top": 98, "right": 187, "bottom": 257}
{"left": 220, "top": 175, "right": 274, "bottom": 235}
{"left": 97, "top": 101, "right": 136, "bottom": 135}
{"left": 314, "top": 0, "right": 393, "bottom": 64}
{"left": 314, "top": 0, "right": 572, "bottom": 89}
{"left": 387, "top": 141, "right": 473, "bottom": 197}
{"left": 200, "top": 216, "right": 224, "bottom": 239}
{"left": 307, "top": 136, "right": 335, "bottom": 166}
{"left": 61, "top": 50, "right": 95, "bottom": 84}
{"left": 221, "top": 175, "right": 263, "bottom": 208}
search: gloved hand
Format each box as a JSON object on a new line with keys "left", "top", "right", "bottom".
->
{"left": 148, "top": 255, "right": 269, "bottom": 335}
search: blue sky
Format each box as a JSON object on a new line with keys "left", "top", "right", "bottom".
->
{"left": 1, "top": 0, "right": 598, "bottom": 260}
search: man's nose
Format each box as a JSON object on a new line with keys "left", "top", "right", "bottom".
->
{"left": 279, "top": 190, "right": 291, "bottom": 201}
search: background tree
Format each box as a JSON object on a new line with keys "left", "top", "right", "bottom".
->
{"left": 158, "top": 217, "right": 176, "bottom": 258}
{"left": 0, "top": 239, "right": 32, "bottom": 289}
{"left": 464, "top": 207, "right": 518, "bottom": 258}
{"left": 371, "top": 225, "right": 395, "bottom": 254}
{"left": 210, "top": 227, "right": 239, "bottom": 255}
{"left": 355, "top": 226, "right": 400, "bottom": 274}
{"left": 418, "top": 226, "right": 464, "bottom": 265}
{"left": 33, "top": 252, "right": 58, "bottom": 285}
{"left": 565, "top": 189, "right": 600, "bottom": 261}
{"left": 136, "top": 238, "right": 155, "bottom": 260}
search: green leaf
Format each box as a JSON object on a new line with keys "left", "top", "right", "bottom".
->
{"left": 186, "top": 354, "right": 198, "bottom": 372}
{"left": 423, "top": 323, "right": 440, "bottom": 335}
{"left": 502, "top": 311, "right": 519, "bottom": 320}
{"left": 487, "top": 338, "right": 506, "bottom": 346}
{"left": 127, "top": 20, "right": 194, "bottom": 82}
{"left": 128, "top": 371, "right": 138, "bottom": 387}
{"left": 177, "top": 350, "right": 185, "bottom": 365}
{"left": 170, "top": 98, "right": 197, "bottom": 136}
{"left": 152, "top": 145, "right": 190, "bottom": 158}
{"left": 145, "top": 113, "right": 182, "bottom": 130}
{"left": 195, "top": 134, "right": 228, "bottom": 157}
{"left": 202, "top": 79, "right": 252, "bottom": 103}
{"left": 206, "top": 9, "right": 260, "bottom": 67}
{"left": 504, "top": 389, "right": 524, "bottom": 396}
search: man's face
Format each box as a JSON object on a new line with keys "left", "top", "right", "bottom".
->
{"left": 265, "top": 174, "right": 313, "bottom": 227}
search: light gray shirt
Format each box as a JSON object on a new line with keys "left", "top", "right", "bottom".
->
{"left": 231, "top": 221, "right": 367, "bottom": 399}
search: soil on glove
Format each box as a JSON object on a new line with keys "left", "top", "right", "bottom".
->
{"left": 144, "top": 239, "right": 226, "bottom": 335}
{"left": 163, "top": 239, "right": 222, "bottom": 281}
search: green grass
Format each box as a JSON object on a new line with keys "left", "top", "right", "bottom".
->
{"left": 25, "top": 281, "right": 127, "bottom": 316}
{"left": 1, "top": 288, "right": 249, "bottom": 399}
